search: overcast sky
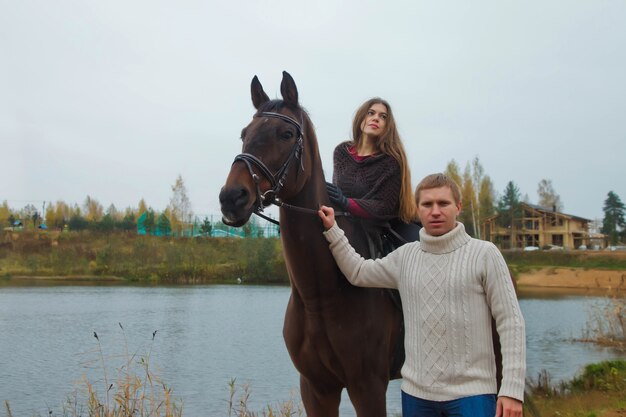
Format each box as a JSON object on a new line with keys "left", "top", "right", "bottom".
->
{"left": 2, "top": 0, "right": 625, "bottom": 222}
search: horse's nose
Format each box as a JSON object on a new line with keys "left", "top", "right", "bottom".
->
{"left": 219, "top": 186, "right": 250, "bottom": 212}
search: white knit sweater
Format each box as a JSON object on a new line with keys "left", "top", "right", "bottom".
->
{"left": 323, "top": 222, "right": 526, "bottom": 402}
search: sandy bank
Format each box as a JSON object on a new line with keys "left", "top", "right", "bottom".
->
{"left": 517, "top": 268, "right": 626, "bottom": 290}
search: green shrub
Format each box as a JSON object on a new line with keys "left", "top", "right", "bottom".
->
{"left": 569, "top": 360, "right": 626, "bottom": 392}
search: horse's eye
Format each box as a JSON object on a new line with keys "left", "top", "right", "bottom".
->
{"left": 281, "top": 131, "right": 294, "bottom": 140}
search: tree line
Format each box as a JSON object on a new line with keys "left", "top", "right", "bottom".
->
{"left": 0, "top": 175, "right": 211, "bottom": 236}
{"left": 2, "top": 164, "right": 625, "bottom": 244}
{"left": 444, "top": 157, "right": 625, "bottom": 245}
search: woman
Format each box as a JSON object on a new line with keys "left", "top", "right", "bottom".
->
{"left": 326, "top": 97, "right": 419, "bottom": 251}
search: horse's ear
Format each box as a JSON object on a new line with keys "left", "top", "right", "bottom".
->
{"left": 251, "top": 75, "right": 270, "bottom": 109}
{"left": 280, "top": 71, "right": 298, "bottom": 108}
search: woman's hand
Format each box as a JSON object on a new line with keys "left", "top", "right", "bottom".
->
{"left": 325, "top": 182, "right": 350, "bottom": 211}
{"left": 318, "top": 205, "right": 336, "bottom": 230}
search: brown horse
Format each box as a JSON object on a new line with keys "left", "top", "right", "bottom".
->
{"left": 219, "top": 71, "right": 404, "bottom": 416}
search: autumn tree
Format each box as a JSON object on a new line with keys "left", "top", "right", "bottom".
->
{"left": 137, "top": 199, "right": 148, "bottom": 217}
{"left": 460, "top": 164, "right": 478, "bottom": 236}
{"left": 0, "top": 201, "right": 11, "bottom": 227}
{"left": 537, "top": 179, "right": 563, "bottom": 211}
{"left": 478, "top": 177, "right": 496, "bottom": 223}
{"left": 444, "top": 160, "right": 463, "bottom": 190}
{"left": 83, "top": 196, "right": 104, "bottom": 222}
{"left": 44, "top": 202, "right": 55, "bottom": 228}
{"left": 169, "top": 175, "right": 193, "bottom": 236}
{"left": 444, "top": 156, "right": 495, "bottom": 238}
{"left": 602, "top": 191, "right": 626, "bottom": 245}
{"left": 53, "top": 201, "right": 71, "bottom": 229}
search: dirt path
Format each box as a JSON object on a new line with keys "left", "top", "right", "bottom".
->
{"left": 517, "top": 268, "right": 626, "bottom": 291}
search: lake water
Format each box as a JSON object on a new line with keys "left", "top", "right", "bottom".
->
{"left": 1, "top": 283, "right": 624, "bottom": 416}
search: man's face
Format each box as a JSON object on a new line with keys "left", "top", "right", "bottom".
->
{"left": 417, "top": 186, "right": 461, "bottom": 236}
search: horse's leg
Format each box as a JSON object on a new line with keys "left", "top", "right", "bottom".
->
{"left": 300, "top": 375, "right": 342, "bottom": 417}
{"left": 346, "top": 378, "right": 389, "bottom": 417}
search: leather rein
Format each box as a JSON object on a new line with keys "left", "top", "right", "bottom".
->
{"left": 231, "top": 111, "right": 349, "bottom": 226}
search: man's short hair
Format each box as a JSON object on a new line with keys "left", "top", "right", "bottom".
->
{"left": 415, "top": 173, "right": 462, "bottom": 205}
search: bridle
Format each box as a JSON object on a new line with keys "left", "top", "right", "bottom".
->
{"left": 232, "top": 111, "right": 305, "bottom": 224}
{"left": 231, "top": 110, "right": 349, "bottom": 226}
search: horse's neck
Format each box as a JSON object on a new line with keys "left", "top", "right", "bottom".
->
{"left": 279, "top": 159, "right": 343, "bottom": 298}
{"left": 281, "top": 137, "right": 326, "bottom": 219}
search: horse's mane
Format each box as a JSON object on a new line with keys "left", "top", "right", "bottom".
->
{"left": 256, "top": 99, "right": 285, "bottom": 113}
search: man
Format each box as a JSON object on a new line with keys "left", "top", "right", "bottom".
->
{"left": 318, "top": 173, "right": 525, "bottom": 417}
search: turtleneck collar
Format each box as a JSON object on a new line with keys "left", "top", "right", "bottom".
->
{"left": 419, "top": 222, "right": 471, "bottom": 254}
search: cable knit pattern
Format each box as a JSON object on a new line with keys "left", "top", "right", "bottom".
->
{"left": 332, "top": 142, "right": 401, "bottom": 219}
{"left": 421, "top": 253, "right": 450, "bottom": 388}
{"left": 323, "top": 222, "right": 526, "bottom": 402}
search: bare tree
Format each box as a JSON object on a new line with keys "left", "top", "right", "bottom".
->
{"left": 537, "top": 179, "right": 563, "bottom": 211}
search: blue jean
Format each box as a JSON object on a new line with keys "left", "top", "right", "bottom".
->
{"left": 401, "top": 391, "right": 496, "bottom": 417}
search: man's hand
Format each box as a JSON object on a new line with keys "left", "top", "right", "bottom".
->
{"left": 318, "top": 205, "right": 336, "bottom": 230}
{"left": 496, "top": 396, "right": 523, "bottom": 417}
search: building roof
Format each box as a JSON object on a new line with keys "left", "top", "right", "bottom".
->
{"left": 522, "top": 203, "right": 591, "bottom": 222}
{"left": 483, "top": 203, "right": 590, "bottom": 223}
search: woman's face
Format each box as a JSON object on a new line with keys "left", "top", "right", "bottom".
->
{"left": 360, "top": 103, "right": 388, "bottom": 140}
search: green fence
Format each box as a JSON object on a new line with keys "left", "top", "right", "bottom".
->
{"left": 137, "top": 213, "right": 280, "bottom": 238}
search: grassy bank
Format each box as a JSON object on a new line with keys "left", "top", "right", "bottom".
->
{"left": 502, "top": 250, "right": 626, "bottom": 278}
{"left": 5, "top": 358, "right": 626, "bottom": 416}
{"left": 2, "top": 230, "right": 625, "bottom": 285}
{"left": 0, "top": 230, "right": 288, "bottom": 284}
{"left": 526, "top": 360, "right": 626, "bottom": 417}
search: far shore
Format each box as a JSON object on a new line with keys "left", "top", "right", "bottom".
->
{"left": 517, "top": 267, "right": 626, "bottom": 291}
{"left": 4, "top": 267, "right": 626, "bottom": 292}
{"left": 5, "top": 275, "right": 126, "bottom": 281}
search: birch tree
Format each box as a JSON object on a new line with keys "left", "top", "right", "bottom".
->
{"left": 169, "top": 175, "right": 193, "bottom": 236}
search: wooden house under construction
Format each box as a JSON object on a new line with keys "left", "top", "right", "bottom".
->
{"left": 481, "top": 203, "right": 592, "bottom": 250}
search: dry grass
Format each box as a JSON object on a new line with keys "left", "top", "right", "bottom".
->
{"left": 226, "top": 379, "right": 304, "bottom": 417}
{"left": 581, "top": 296, "right": 626, "bottom": 348}
{"left": 3, "top": 325, "right": 304, "bottom": 417}
{"left": 526, "top": 361, "right": 626, "bottom": 417}
{"left": 54, "top": 325, "right": 184, "bottom": 417}
{"left": 527, "top": 390, "right": 625, "bottom": 417}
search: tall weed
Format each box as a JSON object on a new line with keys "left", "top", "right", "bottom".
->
{"left": 583, "top": 296, "right": 626, "bottom": 347}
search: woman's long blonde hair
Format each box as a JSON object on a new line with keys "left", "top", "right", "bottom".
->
{"left": 351, "top": 98, "right": 416, "bottom": 222}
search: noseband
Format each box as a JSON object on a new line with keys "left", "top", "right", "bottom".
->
{"left": 232, "top": 111, "right": 304, "bottom": 216}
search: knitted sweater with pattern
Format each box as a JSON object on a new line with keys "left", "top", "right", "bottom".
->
{"left": 323, "top": 222, "right": 526, "bottom": 402}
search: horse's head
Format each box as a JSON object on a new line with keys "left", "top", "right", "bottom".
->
{"left": 219, "top": 71, "right": 316, "bottom": 227}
